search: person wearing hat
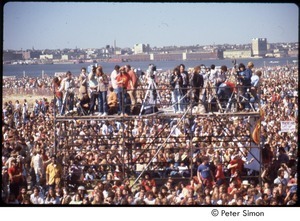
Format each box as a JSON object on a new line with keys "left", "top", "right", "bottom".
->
{"left": 241, "top": 180, "right": 250, "bottom": 188}
{"left": 70, "top": 185, "right": 88, "bottom": 202}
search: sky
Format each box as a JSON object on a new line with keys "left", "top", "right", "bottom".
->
{"left": 3, "top": 2, "right": 299, "bottom": 50}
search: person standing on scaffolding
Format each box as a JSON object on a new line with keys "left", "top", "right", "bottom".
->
{"left": 96, "top": 66, "right": 109, "bottom": 116}
{"left": 170, "top": 67, "right": 184, "bottom": 113}
{"left": 116, "top": 66, "right": 131, "bottom": 116}
{"left": 59, "top": 71, "right": 75, "bottom": 115}
{"left": 191, "top": 66, "right": 204, "bottom": 108}
{"left": 145, "top": 64, "right": 158, "bottom": 104}
{"left": 78, "top": 67, "right": 89, "bottom": 101}
{"left": 125, "top": 64, "right": 138, "bottom": 113}
{"left": 250, "top": 70, "right": 262, "bottom": 110}
{"left": 88, "top": 66, "right": 98, "bottom": 115}
{"left": 243, "top": 62, "right": 254, "bottom": 111}
{"left": 179, "top": 64, "right": 189, "bottom": 111}
{"left": 53, "top": 76, "right": 62, "bottom": 116}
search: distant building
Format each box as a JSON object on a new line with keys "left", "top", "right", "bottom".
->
{"left": 288, "top": 49, "right": 298, "bottom": 57}
{"left": 184, "top": 51, "right": 219, "bottom": 60}
{"left": 122, "top": 54, "right": 151, "bottom": 61}
{"left": 252, "top": 38, "right": 267, "bottom": 57}
{"left": 22, "top": 51, "right": 31, "bottom": 60}
{"left": 3, "top": 51, "right": 22, "bottom": 61}
{"left": 40, "top": 54, "right": 53, "bottom": 59}
{"left": 61, "top": 55, "right": 69, "bottom": 60}
{"left": 223, "top": 49, "right": 252, "bottom": 59}
{"left": 133, "top": 44, "right": 150, "bottom": 54}
{"left": 153, "top": 53, "right": 182, "bottom": 61}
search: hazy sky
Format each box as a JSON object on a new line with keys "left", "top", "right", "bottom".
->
{"left": 3, "top": 2, "right": 299, "bottom": 50}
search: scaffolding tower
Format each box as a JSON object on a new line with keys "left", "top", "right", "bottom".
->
{"left": 54, "top": 85, "right": 262, "bottom": 190}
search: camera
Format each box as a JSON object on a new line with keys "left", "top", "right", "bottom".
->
{"left": 147, "top": 64, "right": 156, "bottom": 79}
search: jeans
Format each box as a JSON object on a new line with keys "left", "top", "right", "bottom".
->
{"left": 89, "top": 91, "right": 98, "bottom": 114}
{"left": 56, "top": 97, "right": 62, "bottom": 115}
{"left": 98, "top": 91, "right": 108, "bottom": 114}
{"left": 171, "top": 89, "right": 183, "bottom": 113}
{"left": 61, "top": 93, "right": 74, "bottom": 115}
{"left": 117, "top": 87, "right": 126, "bottom": 114}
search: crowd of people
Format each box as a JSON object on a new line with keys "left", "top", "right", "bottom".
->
{"left": 2, "top": 62, "right": 298, "bottom": 205}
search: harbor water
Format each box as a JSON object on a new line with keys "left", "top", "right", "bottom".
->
{"left": 3, "top": 57, "right": 298, "bottom": 78}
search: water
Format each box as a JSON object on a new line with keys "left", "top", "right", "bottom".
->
{"left": 3, "top": 57, "right": 298, "bottom": 78}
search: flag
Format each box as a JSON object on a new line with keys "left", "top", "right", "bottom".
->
{"left": 251, "top": 108, "right": 265, "bottom": 145}
{"left": 252, "top": 121, "right": 261, "bottom": 145}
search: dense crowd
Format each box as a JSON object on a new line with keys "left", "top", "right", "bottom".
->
{"left": 2, "top": 62, "right": 298, "bottom": 205}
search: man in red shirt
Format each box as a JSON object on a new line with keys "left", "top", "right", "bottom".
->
{"left": 8, "top": 158, "right": 24, "bottom": 198}
{"left": 125, "top": 64, "right": 137, "bottom": 113}
{"left": 227, "top": 152, "right": 253, "bottom": 188}
{"left": 116, "top": 66, "right": 131, "bottom": 116}
{"left": 215, "top": 159, "right": 226, "bottom": 186}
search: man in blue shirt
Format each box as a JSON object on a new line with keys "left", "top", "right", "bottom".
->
{"left": 197, "top": 156, "right": 214, "bottom": 188}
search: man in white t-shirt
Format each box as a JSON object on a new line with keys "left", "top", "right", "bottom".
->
{"left": 30, "top": 149, "right": 43, "bottom": 186}
{"left": 110, "top": 65, "right": 120, "bottom": 93}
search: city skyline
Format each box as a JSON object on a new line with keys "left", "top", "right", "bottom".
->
{"left": 3, "top": 2, "right": 299, "bottom": 50}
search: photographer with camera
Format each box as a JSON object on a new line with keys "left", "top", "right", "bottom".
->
{"left": 234, "top": 62, "right": 254, "bottom": 111}
{"left": 144, "top": 64, "right": 158, "bottom": 104}
{"left": 146, "top": 64, "right": 157, "bottom": 82}
{"left": 59, "top": 71, "right": 75, "bottom": 115}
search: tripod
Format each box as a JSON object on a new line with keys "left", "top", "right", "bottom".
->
{"left": 224, "top": 90, "right": 256, "bottom": 113}
{"left": 206, "top": 82, "right": 223, "bottom": 113}
{"left": 139, "top": 78, "right": 161, "bottom": 116}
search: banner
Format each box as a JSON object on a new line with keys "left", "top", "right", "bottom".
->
{"left": 280, "top": 121, "right": 295, "bottom": 132}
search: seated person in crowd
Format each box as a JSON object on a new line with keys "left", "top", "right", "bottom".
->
{"left": 107, "top": 86, "right": 118, "bottom": 115}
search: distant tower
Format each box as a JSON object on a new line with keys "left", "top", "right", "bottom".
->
{"left": 133, "top": 43, "right": 150, "bottom": 54}
{"left": 252, "top": 38, "right": 267, "bottom": 57}
{"left": 114, "top": 40, "right": 116, "bottom": 55}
